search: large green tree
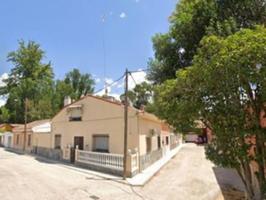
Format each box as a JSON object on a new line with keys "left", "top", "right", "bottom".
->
{"left": 51, "top": 69, "right": 95, "bottom": 111}
{"left": 0, "top": 106, "right": 10, "bottom": 123}
{"left": 148, "top": 0, "right": 266, "bottom": 84}
{"left": 120, "top": 82, "right": 153, "bottom": 110}
{"left": 64, "top": 68, "right": 95, "bottom": 100}
{"left": 154, "top": 27, "right": 266, "bottom": 199}
{"left": 0, "top": 41, "right": 54, "bottom": 123}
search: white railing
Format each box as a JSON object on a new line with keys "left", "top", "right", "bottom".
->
{"left": 131, "top": 153, "right": 138, "bottom": 172}
{"left": 76, "top": 150, "right": 124, "bottom": 171}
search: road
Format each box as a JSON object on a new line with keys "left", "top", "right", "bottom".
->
{"left": 0, "top": 144, "right": 245, "bottom": 200}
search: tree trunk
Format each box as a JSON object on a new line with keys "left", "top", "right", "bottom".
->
{"left": 255, "top": 129, "right": 266, "bottom": 199}
{"left": 239, "top": 162, "right": 256, "bottom": 200}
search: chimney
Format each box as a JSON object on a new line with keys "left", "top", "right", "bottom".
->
{"left": 140, "top": 105, "right": 146, "bottom": 112}
{"left": 64, "top": 96, "right": 72, "bottom": 106}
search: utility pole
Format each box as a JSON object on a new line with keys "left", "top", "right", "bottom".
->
{"left": 23, "top": 98, "right": 28, "bottom": 152}
{"left": 123, "top": 69, "right": 129, "bottom": 179}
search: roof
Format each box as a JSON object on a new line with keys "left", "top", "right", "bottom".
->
{"left": 52, "top": 95, "right": 162, "bottom": 124}
{"left": 0, "top": 123, "right": 22, "bottom": 132}
{"left": 13, "top": 119, "right": 50, "bottom": 133}
{"left": 32, "top": 122, "right": 51, "bottom": 133}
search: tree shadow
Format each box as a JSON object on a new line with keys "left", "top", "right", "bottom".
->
{"left": 212, "top": 167, "right": 247, "bottom": 200}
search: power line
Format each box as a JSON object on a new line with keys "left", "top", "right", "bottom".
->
{"left": 93, "top": 74, "right": 125, "bottom": 95}
{"left": 93, "top": 68, "right": 148, "bottom": 96}
{"left": 129, "top": 72, "right": 138, "bottom": 86}
{"left": 128, "top": 69, "right": 148, "bottom": 73}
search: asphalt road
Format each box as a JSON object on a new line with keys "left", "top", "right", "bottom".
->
{"left": 0, "top": 144, "right": 244, "bottom": 200}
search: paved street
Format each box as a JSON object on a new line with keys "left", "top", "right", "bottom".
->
{"left": 0, "top": 144, "right": 244, "bottom": 200}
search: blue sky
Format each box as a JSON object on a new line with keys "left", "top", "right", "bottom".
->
{"left": 0, "top": 0, "right": 177, "bottom": 101}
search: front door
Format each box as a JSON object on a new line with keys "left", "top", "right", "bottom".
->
{"left": 74, "top": 136, "right": 84, "bottom": 150}
{"left": 70, "top": 136, "right": 84, "bottom": 163}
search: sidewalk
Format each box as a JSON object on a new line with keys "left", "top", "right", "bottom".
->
{"left": 126, "top": 144, "right": 183, "bottom": 186}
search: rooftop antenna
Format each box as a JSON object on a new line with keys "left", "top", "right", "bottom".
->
{"left": 101, "top": 14, "right": 108, "bottom": 96}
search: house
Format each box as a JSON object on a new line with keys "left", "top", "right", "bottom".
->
{"left": 48, "top": 95, "right": 181, "bottom": 176}
{"left": 0, "top": 124, "right": 21, "bottom": 148}
{"left": 31, "top": 121, "right": 61, "bottom": 160}
{"left": 12, "top": 120, "right": 50, "bottom": 153}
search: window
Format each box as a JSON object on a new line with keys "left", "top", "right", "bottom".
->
{"left": 166, "top": 136, "right": 169, "bottom": 145}
{"left": 157, "top": 136, "right": 161, "bottom": 149}
{"left": 16, "top": 135, "right": 19, "bottom": 145}
{"left": 69, "top": 108, "right": 82, "bottom": 121}
{"left": 146, "top": 137, "right": 152, "bottom": 153}
{"left": 28, "top": 135, "right": 31, "bottom": 146}
{"left": 93, "top": 135, "right": 109, "bottom": 153}
{"left": 54, "top": 135, "right": 61, "bottom": 149}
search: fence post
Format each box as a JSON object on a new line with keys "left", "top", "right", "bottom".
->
{"left": 75, "top": 147, "right": 78, "bottom": 163}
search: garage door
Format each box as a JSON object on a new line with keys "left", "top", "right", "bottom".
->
{"left": 93, "top": 135, "right": 109, "bottom": 153}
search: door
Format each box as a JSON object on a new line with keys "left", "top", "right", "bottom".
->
{"left": 74, "top": 136, "right": 84, "bottom": 150}
{"left": 8, "top": 136, "right": 12, "bottom": 148}
{"left": 70, "top": 136, "right": 84, "bottom": 163}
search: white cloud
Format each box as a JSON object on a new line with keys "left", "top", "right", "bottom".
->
{"left": 0, "top": 98, "right": 6, "bottom": 107}
{"left": 119, "top": 12, "right": 127, "bottom": 19}
{"left": 95, "top": 78, "right": 101, "bottom": 84}
{"left": 0, "top": 73, "right": 8, "bottom": 87}
{"left": 128, "top": 69, "right": 148, "bottom": 90}
{"left": 94, "top": 88, "right": 121, "bottom": 101}
{"left": 0, "top": 73, "right": 8, "bottom": 106}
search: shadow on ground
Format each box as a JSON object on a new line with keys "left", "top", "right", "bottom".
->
{"left": 213, "top": 167, "right": 247, "bottom": 200}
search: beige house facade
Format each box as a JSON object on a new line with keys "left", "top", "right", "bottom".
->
{"left": 12, "top": 120, "right": 50, "bottom": 153}
{"left": 6, "top": 95, "right": 181, "bottom": 177}
{"left": 51, "top": 96, "right": 168, "bottom": 154}
{"left": 49, "top": 95, "right": 180, "bottom": 176}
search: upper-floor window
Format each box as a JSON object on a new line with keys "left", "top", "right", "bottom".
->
{"left": 67, "top": 105, "right": 83, "bottom": 122}
{"left": 69, "top": 116, "right": 82, "bottom": 121}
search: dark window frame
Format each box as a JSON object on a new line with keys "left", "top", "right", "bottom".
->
{"left": 92, "top": 134, "right": 109, "bottom": 153}
{"left": 16, "top": 135, "right": 19, "bottom": 145}
{"left": 69, "top": 116, "right": 82, "bottom": 121}
{"left": 146, "top": 137, "right": 152, "bottom": 153}
{"left": 54, "top": 134, "right": 62, "bottom": 149}
{"left": 28, "top": 135, "right": 31, "bottom": 146}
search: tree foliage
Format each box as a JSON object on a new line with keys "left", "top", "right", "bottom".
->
{"left": 0, "top": 42, "right": 95, "bottom": 123}
{"left": 148, "top": 0, "right": 266, "bottom": 84}
{"left": 64, "top": 68, "right": 95, "bottom": 100}
{"left": 154, "top": 27, "right": 266, "bottom": 199}
{"left": 0, "top": 106, "right": 10, "bottom": 123}
{"left": 120, "top": 82, "right": 153, "bottom": 110}
{"left": 0, "top": 41, "right": 54, "bottom": 123}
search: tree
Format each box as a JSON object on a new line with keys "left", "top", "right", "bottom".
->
{"left": 120, "top": 82, "right": 153, "bottom": 110}
{"left": 154, "top": 27, "right": 266, "bottom": 199}
{"left": 52, "top": 80, "right": 74, "bottom": 110}
{"left": 0, "top": 40, "right": 54, "bottom": 123}
{"left": 64, "top": 68, "right": 95, "bottom": 100}
{"left": 148, "top": 0, "right": 266, "bottom": 84}
{"left": 0, "top": 107, "right": 10, "bottom": 123}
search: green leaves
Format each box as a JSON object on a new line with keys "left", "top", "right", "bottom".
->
{"left": 1, "top": 41, "right": 54, "bottom": 123}
{"left": 148, "top": 0, "right": 266, "bottom": 84}
{"left": 155, "top": 26, "right": 266, "bottom": 198}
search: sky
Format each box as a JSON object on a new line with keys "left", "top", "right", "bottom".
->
{"left": 0, "top": 0, "right": 177, "bottom": 105}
